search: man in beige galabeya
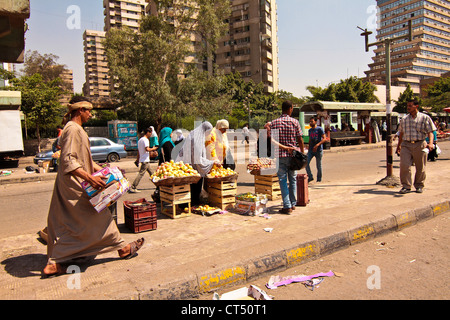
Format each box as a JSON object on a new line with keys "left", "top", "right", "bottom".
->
{"left": 42, "top": 96, "right": 144, "bottom": 277}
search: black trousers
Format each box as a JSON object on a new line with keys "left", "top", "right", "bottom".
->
{"left": 191, "top": 177, "right": 204, "bottom": 206}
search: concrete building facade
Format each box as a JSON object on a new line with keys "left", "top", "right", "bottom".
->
{"left": 365, "top": 0, "right": 450, "bottom": 94}
{"left": 83, "top": 30, "right": 109, "bottom": 99}
{"left": 216, "top": 0, "right": 279, "bottom": 93}
{"left": 83, "top": 0, "right": 146, "bottom": 99}
{"left": 84, "top": 0, "right": 279, "bottom": 99}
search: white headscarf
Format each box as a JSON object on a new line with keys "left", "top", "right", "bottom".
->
{"left": 176, "top": 122, "right": 215, "bottom": 177}
{"left": 149, "top": 126, "right": 158, "bottom": 138}
{"left": 174, "top": 129, "right": 184, "bottom": 142}
{"left": 215, "top": 119, "right": 230, "bottom": 152}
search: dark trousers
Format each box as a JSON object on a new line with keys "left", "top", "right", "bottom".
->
{"left": 191, "top": 177, "right": 204, "bottom": 206}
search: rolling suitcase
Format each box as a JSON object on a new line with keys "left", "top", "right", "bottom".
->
{"left": 296, "top": 173, "right": 309, "bottom": 206}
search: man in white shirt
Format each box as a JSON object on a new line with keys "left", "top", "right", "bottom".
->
{"left": 130, "top": 128, "right": 158, "bottom": 193}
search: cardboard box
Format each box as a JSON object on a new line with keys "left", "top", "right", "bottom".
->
{"left": 89, "top": 178, "right": 130, "bottom": 213}
{"left": 235, "top": 200, "right": 267, "bottom": 215}
{"left": 81, "top": 166, "right": 129, "bottom": 212}
{"left": 81, "top": 166, "right": 124, "bottom": 197}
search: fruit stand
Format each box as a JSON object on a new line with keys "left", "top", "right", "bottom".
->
{"left": 159, "top": 184, "right": 192, "bottom": 219}
{"left": 150, "top": 160, "right": 201, "bottom": 219}
{"left": 247, "top": 158, "right": 281, "bottom": 201}
{"left": 205, "top": 164, "right": 238, "bottom": 210}
{"left": 254, "top": 175, "right": 281, "bottom": 201}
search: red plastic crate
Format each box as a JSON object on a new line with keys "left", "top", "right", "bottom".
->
{"left": 125, "top": 216, "right": 157, "bottom": 233}
{"left": 123, "top": 198, "right": 157, "bottom": 219}
{"left": 123, "top": 198, "right": 157, "bottom": 233}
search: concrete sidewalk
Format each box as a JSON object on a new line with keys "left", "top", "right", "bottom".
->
{"left": 0, "top": 141, "right": 448, "bottom": 300}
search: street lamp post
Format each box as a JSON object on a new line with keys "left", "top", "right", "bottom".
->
{"left": 359, "top": 20, "right": 412, "bottom": 187}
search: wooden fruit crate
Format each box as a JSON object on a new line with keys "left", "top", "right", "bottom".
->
{"left": 206, "top": 180, "right": 237, "bottom": 210}
{"left": 159, "top": 184, "right": 191, "bottom": 219}
{"left": 254, "top": 174, "right": 281, "bottom": 201}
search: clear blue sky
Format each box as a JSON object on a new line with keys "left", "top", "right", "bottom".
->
{"left": 24, "top": 0, "right": 378, "bottom": 98}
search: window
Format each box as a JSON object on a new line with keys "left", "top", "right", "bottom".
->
{"left": 91, "top": 139, "right": 110, "bottom": 147}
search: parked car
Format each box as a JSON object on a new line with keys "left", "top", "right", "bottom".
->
{"left": 33, "top": 137, "right": 128, "bottom": 164}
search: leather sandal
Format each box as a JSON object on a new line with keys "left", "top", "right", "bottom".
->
{"left": 119, "top": 238, "right": 145, "bottom": 259}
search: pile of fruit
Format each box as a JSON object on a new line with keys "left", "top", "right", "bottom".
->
{"left": 151, "top": 160, "right": 200, "bottom": 182}
{"left": 247, "top": 157, "right": 276, "bottom": 172}
{"left": 207, "top": 163, "right": 237, "bottom": 179}
{"left": 235, "top": 192, "right": 268, "bottom": 202}
{"left": 192, "top": 205, "right": 220, "bottom": 212}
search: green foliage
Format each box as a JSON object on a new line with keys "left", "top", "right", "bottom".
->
{"left": 305, "top": 77, "right": 379, "bottom": 103}
{"left": 422, "top": 77, "right": 450, "bottom": 112}
{"left": 425, "top": 77, "right": 450, "bottom": 97}
{"left": 393, "top": 84, "right": 417, "bottom": 113}
{"left": 6, "top": 73, "right": 64, "bottom": 147}
{"left": 423, "top": 92, "right": 450, "bottom": 113}
{"left": 177, "top": 68, "right": 234, "bottom": 119}
{"left": 1, "top": 50, "right": 71, "bottom": 145}
{"left": 104, "top": 1, "right": 231, "bottom": 132}
{"left": 85, "top": 110, "right": 118, "bottom": 127}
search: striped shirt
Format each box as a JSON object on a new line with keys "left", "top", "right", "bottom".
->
{"left": 270, "top": 114, "right": 303, "bottom": 158}
{"left": 398, "top": 112, "right": 436, "bottom": 142}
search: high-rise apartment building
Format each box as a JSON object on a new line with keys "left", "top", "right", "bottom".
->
{"left": 59, "top": 69, "right": 74, "bottom": 105}
{"left": 84, "top": 0, "right": 279, "bottom": 99}
{"left": 216, "top": 0, "right": 279, "bottom": 93}
{"left": 83, "top": 0, "right": 146, "bottom": 99}
{"left": 103, "top": 0, "right": 146, "bottom": 32}
{"left": 83, "top": 30, "right": 109, "bottom": 99}
{"left": 145, "top": 0, "right": 279, "bottom": 93}
{"left": 365, "top": 0, "right": 450, "bottom": 94}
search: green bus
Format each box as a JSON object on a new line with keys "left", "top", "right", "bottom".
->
{"left": 293, "top": 101, "right": 386, "bottom": 144}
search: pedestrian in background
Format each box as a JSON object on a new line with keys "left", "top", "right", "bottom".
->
{"left": 149, "top": 126, "right": 159, "bottom": 151}
{"left": 241, "top": 123, "right": 250, "bottom": 144}
{"left": 174, "top": 129, "right": 185, "bottom": 146}
{"left": 152, "top": 127, "right": 175, "bottom": 202}
{"left": 270, "top": 100, "right": 304, "bottom": 214}
{"left": 396, "top": 99, "right": 436, "bottom": 194}
{"left": 257, "top": 121, "right": 273, "bottom": 158}
{"left": 130, "top": 128, "right": 158, "bottom": 193}
{"left": 305, "top": 116, "right": 327, "bottom": 183}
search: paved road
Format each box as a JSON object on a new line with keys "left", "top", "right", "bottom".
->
{"left": 0, "top": 140, "right": 448, "bottom": 300}
{"left": 197, "top": 211, "right": 450, "bottom": 300}
{"left": 0, "top": 142, "right": 407, "bottom": 237}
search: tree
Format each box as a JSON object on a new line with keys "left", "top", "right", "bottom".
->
{"left": 276, "top": 90, "right": 306, "bottom": 107}
{"left": 8, "top": 74, "right": 64, "bottom": 151}
{"left": 425, "top": 76, "right": 450, "bottom": 98}
{"left": 422, "top": 77, "right": 450, "bottom": 112}
{"left": 393, "top": 84, "right": 416, "bottom": 113}
{"left": 306, "top": 77, "right": 379, "bottom": 103}
{"left": 177, "top": 67, "right": 234, "bottom": 120}
{"left": 22, "top": 50, "right": 72, "bottom": 93}
{"left": 104, "top": 0, "right": 231, "bottom": 132}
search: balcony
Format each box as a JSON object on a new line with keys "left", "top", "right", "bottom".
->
{"left": 261, "top": 24, "right": 271, "bottom": 38}
{"left": 262, "top": 63, "right": 273, "bottom": 71}
{"left": 261, "top": 49, "right": 272, "bottom": 60}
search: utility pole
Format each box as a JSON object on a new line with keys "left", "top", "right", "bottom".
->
{"left": 358, "top": 20, "right": 412, "bottom": 187}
